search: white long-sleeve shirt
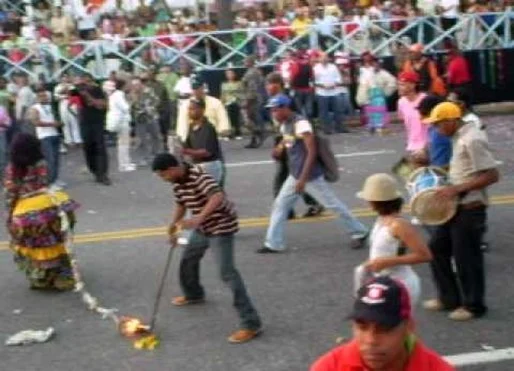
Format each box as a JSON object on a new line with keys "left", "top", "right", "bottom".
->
{"left": 107, "top": 90, "right": 131, "bottom": 130}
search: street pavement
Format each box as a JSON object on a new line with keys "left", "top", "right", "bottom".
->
{"left": 1, "top": 115, "right": 514, "bottom": 371}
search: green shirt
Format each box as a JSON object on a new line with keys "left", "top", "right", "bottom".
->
{"left": 0, "top": 90, "right": 11, "bottom": 109}
{"left": 221, "top": 81, "right": 243, "bottom": 105}
{"left": 138, "top": 24, "right": 157, "bottom": 37}
{"left": 156, "top": 72, "right": 180, "bottom": 101}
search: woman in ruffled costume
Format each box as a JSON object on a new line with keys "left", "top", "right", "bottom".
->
{"left": 4, "top": 133, "right": 79, "bottom": 290}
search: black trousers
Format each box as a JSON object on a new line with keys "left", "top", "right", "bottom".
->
{"left": 226, "top": 102, "right": 242, "bottom": 137}
{"left": 273, "top": 155, "right": 319, "bottom": 207}
{"left": 429, "top": 206, "right": 487, "bottom": 315}
{"left": 80, "top": 124, "right": 109, "bottom": 179}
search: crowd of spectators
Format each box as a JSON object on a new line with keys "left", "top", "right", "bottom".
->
{"left": 0, "top": 0, "right": 511, "bottom": 80}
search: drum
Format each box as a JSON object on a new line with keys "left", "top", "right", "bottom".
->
{"left": 406, "top": 166, "right": 457, "bottom": 225}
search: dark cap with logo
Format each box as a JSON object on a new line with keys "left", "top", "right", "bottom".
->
{"left": 349, "top": 276, "right": 411, "bottom": 328}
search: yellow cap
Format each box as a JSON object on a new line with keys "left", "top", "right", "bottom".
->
{"left": 423, "top": 102, "right": 462, "bottom": 125}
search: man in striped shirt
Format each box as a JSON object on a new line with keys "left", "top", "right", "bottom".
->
{"left": 152, "top": 153, "right": 262, "bottom": 344}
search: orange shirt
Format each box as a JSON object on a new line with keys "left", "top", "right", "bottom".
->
{"left": 311, "top": 339, "right": 455, "bottom": 371}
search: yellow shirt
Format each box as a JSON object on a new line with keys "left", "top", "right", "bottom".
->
{"left": 291, "top": 17, "right": 312, "bottom": 37}
{"left": 176, "top": 96, "right": 231, "bottom": 142}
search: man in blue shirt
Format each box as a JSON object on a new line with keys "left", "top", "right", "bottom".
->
{"left": 416, "top": 95, "right": 452, "bottom": 169}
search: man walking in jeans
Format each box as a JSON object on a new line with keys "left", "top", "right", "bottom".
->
{"left": 29, "top": 88, "right": 62, "bottom": 189}
{"left": 257, "top": 95, "right": 368, "bottom": 254}
{"left": 152, "top": 153, "right": 262, "bottom": 343}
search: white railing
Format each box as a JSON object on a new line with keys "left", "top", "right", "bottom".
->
{"left": 0, "top": 12, "right": 512, "bottom": 81}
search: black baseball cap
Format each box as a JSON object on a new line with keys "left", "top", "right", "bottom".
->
{"left": 416, "top": 94, "right": 445, "bottom": 118}
{"left": 349, "top": 276, "right": 411, "bottom": 328}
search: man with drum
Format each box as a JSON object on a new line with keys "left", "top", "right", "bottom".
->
{"left": 422, "top": 102, "right": 499, "bottom": 321}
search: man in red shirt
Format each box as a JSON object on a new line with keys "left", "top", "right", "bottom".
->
{"left": 310, "top": 277, "right": 454, "bottom": 371}
{"left": 445, "top": 43, "right": 472, "bottom": 93}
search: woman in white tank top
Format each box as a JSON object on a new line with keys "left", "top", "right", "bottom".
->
{"left": 355, "top": 173, "right": 432, "bottom": 306}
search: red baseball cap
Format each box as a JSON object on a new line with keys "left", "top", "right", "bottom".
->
{"left": 398, "top": 71, "right": 420, "bottom": 84}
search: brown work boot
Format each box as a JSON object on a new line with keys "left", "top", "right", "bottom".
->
{"left": 423, "top": 299, "right": 444, "bottom": 311}
{"left": 171, "top": 296, "right": 205, "bottom": 306}
{"left": 227, "top": 328, "right": 262, "bottom": 344}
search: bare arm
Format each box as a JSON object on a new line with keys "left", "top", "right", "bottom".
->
{"left": 453, "top": 169, "right": 499, "bottom": 195}
{"left": 197, "top": 191, "right": 224, "bottom": 221}
{"left": 30, "top": 108, "right": 59, "bottom": 128}
{"left": 365, "top": 218, "right": 432, "bottom": 272}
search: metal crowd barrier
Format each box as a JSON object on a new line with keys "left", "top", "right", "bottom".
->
{"left": 0, "top": 11, "right": 512, "bottom": 81}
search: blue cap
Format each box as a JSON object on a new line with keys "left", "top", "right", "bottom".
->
{"left": 266, "top": 94, "right": 291, "bottom": 108}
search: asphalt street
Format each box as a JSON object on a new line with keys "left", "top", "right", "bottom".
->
{"left": 1, "top": 115, "right": 514, "bottom": 371}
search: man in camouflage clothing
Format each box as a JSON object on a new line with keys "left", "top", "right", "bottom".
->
{"left": 241, "top": 56, "right": 266, "bottom": 149}
{"left": 131, "top": 77, "right": 163, "bottom": 166}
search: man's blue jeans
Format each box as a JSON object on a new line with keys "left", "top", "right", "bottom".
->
{"left": 264, "top": 175, "right": 368, "bottom": 251}
{"left": 316, "top": 95, "right": 346, "bottom": 134}
{"left": 293, "top": 91, "right": 314, "bottom": 119}
{"left": 179, "top": 231, "right": 262, "bottom": 330}
{"left": 40, "top": 135, "right": 60, "bottom": 184}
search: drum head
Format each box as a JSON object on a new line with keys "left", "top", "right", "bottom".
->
{"left": 407, "top": 166, "right": 447, "bottom": 183}
{"left": 410, "top": 188, "right": 457, "bottom": 225}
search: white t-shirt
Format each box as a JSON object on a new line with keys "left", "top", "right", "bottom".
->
{"left": 173, "top": 76, "right": 192, "bottom": 98}
{"left": 16, "top": 86, "right": 36, "bottom": 121}
{"left": 439, "top": 0, "right": 459, "bottom": 18}
{"left": 280, "top": 119, "right": 313, "bottom": 137}
{"left": 32, "top": 103, "right": 59, "bottom": 139}
{"left": 313, "top": 63, "right": 342, "bottom": 97}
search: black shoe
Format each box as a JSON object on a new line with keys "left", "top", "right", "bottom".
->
{"left": 287, "top": 210, "right": 296, "bottom": 220}
{"left": 256, "top": 246, "right": 280, "bottom": 254}
{"left": 350, "top": 233, "right": 369, "bottom": 250}
{"left": 96, "top": 176, "right": 112, "bottom": 186}
{"left": 337, "top": 128, "right": 350, "bottom": 134}
{"left": 245, "top": 138, "right": 258, "bottom": 149}
{"left": 303, "top": 205, "right": 325, "bottom": 218}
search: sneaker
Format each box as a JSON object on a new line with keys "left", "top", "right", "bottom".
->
{"left": 171, "top": 296, "right": 205, "bottom": 306}
{"left": 138, "top": 160, "right": 149, "bottom": 167}
{"left": 54, "top": 179, "right": 67, "bottom": 188}
{"left": 255, "top": 246, "right": 280, "bottom": 254}
{"left": 303, "top": 205, "right": 325, "bottom": 218}
{"left": 235, "top": 136, "right": 244, "bottom": 140}
{"left": 423, "top": 299, "right": 444, "bottom": 311}
{"left": 350, "top": 233, "right": 369, "bottom": 250}
{"left": 448, "top": 308, "right": 474, "bottom": 321}
{"left": 59, "top": 145, "right": 68, "bottom": 154}
{"left": 227, "top": 328, "right": 262, "bottom": 344}
{"left": 119, "top": 164, "right": 136, "bottom": 172}
{"left": 49, "top": 183, "right": 63, "bottom": 192}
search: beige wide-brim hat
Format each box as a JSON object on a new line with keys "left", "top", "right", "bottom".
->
{"left": 357, "top": 173, "right": 403, "bottom": 202}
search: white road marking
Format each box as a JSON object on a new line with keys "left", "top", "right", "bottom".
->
{"left": 225, "top": 150, "right": 397, "bottom": 168}
{"left": 445, "top": 347, "right": 514, "bottom": 366}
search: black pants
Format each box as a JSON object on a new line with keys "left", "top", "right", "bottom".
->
{"left": 80, "top": 124, "right": 109, "bottom": 179}
{"left": 429, "top": 206, "right": 487, "bottom": 315}
{"left": 274, "top": 155, "right": 319, "bottom": 207}
{"left": 226, "top": 102, "right": 242, "bottom": 137}
{"left": 159, "top": 102, "right": 171, "bottom": 149}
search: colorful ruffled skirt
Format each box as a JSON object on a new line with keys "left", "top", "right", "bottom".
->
{"left": 9, "top": 190, "right": 79, "bottom": 290}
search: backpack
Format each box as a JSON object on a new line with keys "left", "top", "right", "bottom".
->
{"left": 315, "top": 134, "right": 340, "bottom": 183}
{"left": 291, "top": 117, "right": 340, "bottom": 182}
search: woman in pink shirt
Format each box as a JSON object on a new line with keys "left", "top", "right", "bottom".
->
{"left": 397, "top": 71, "right": 428, "bottom": 155}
